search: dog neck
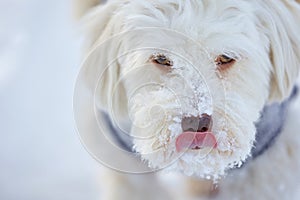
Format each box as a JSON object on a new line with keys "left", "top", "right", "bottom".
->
{"left": 102, "top": 112, "right": 134, "bottom": 152}
{"left": 250, "top": 86, "right": 298, "bottom": 159}
{"left": 101, "top": 86, "right": 298, "bottom": 163}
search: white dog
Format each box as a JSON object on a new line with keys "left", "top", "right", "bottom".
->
{"left": 74, "top": 0, "right": 300, "bottom": 199}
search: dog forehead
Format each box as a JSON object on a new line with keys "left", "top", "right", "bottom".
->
{"left": 123, "top": 1, "right": 256, "bottom": 32}
{"left": 119, "top": 0, "right": 263, "bottom": 52}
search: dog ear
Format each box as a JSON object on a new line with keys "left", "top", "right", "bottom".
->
{"left": 261, "top": 0, "right": 300, "bottom": 102}
{"left": 81, "top": 1, "right": 129, "bottom": 118}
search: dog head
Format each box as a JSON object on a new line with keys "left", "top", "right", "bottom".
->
{"left": 82, "top": 0, "right": 300, "bottom": 179}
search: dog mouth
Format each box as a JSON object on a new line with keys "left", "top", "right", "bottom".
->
{"left": 175, "top": 132, "right": 217, "bottom": 152}
{"left": 175, "top": 114, "right": 217, "bottom": 152}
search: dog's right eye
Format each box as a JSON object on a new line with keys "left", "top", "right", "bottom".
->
{"left": 215, "top": 55, "right": 236, "bottom": 70}
{"left": 150, "top": 54, "right": 173, "bottom": 67}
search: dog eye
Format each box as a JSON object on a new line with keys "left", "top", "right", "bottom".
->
{"left": 150, "top": 54, "right": 173, "bottom": 67}
{"left": 215, "top": 55, "right": 235, "bottom": 70}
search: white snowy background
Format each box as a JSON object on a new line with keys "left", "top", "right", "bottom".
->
{"left": 0, "top": 0, "right": 100, "bottom": 199}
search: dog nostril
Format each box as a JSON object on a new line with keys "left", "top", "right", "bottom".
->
{"left": 199, "top": 127, "right": 208, "bottom": 132}
{"left": 181, "top": 116, "right": 200, "bottom": 132}
{"left": 198, "top": 114, "right": 212, "bottom": 132}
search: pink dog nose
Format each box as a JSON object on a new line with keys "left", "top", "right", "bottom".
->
{"left": 181, "top": 114, "right": 213, "bottom": 132}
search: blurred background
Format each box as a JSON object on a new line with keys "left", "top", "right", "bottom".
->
{"left": 0, "top": 0, "right": 100, "bottom": 199}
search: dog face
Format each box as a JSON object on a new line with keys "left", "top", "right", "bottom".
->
{"left": 82, "top": 0, "right": 300, "bottom": 178}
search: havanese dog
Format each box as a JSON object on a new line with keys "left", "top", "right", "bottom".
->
{"left": 73, "top": 0, "right": 300, "bottom": 199}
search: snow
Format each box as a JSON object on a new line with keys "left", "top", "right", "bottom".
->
{"left": 0, "top": 1, "right": 99, "bottom": 199}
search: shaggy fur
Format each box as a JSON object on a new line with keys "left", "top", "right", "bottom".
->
{"left": 75, "top": 0, "right": 300, "bottom": 199}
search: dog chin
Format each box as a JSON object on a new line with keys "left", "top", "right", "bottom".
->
{"left": 133, "top": 127, "right": 255, "bottom": 180}
{"left": 129, "top": 89, "right": 256, "bottom": 179}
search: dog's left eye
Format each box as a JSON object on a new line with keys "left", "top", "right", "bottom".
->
{"left": 215, "top": 55, "right": 236, "bottom": 70}
{"left": 150, "top": 54, "right": 173, "bottom": 67}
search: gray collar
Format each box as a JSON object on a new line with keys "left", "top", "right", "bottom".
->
{"left": 102, "top": 86, "right": 298, "bottom": 161}
{"left": 251, "top": 86, "right": 298, "bottom": 159}
{"left": 102, "top": 112, "right": 134, "bottom": 152}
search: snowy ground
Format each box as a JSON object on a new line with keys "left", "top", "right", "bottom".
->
{"left": 0, "top": 1, "right": 100, "bottom": 199}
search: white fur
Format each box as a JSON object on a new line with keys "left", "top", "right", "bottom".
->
{"left": 77, "top": 0, "right": 300, "bottom": 199}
